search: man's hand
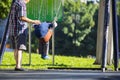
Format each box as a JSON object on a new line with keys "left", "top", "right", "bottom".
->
{"left": 33, "top": 20, "right": 41, "bottom": 25}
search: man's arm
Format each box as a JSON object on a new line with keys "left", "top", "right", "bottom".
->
{"left": 20, "top": 16, "right": 40, "bottom": 25}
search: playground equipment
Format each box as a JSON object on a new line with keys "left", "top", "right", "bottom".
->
{"left": 0, "top": 0, "right": 16, "bottom": 63}
{"left": 27, "top": 0, "right": 64, "bottom": 65}
{"left": 95, "top": 0, "right": 119, "bottom": 72}
{"left": 0, "top": 0, "right": 119, "bottom": 72}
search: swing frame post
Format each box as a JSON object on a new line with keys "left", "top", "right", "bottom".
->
{"left": 0, "top": 0, "right": 16, "bottom": 64}
{"left": 51, "top": 0, "right": 63, "bottom": 65}
{"left": 52, "top": 30, "right": 55, "bottom": 65}
{"left": 101, "top": 0, "right": 110, "bottom": 72}
{"left": 112, "top": 0, "right": 119, "bottom": 71}
{"left": 28, "top": 23, "right": 32, "bottom": 65}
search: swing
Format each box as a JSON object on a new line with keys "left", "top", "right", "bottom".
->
{"left": 28, "top": 0, "right": 63, "bottom": 43}
{"left": 26, "top": 0, "right": 64, "bottom": 65}
{"left": 27, "top": 0, "right": 64, "bottom": 22}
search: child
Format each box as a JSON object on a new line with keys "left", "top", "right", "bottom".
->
{"left": 34, "top": 22, "right": 57, "bottom": 59}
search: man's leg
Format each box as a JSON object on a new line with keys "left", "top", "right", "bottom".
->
{"left": 14, "top": 34, "right": 27, "bottom": 71}
{"left": 14, "top": 49, "right": 22, "bottom": 68}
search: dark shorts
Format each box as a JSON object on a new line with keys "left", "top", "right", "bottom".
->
{"left": 10, "top": 34, "right": 27, "bottom": 50}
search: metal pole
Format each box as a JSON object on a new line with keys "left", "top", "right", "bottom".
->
{"left": 52, "top": 30, "right": 55, "bottom": 65}
{"left": 28, "top": 24, "right": 31, "bottom": 65}
{"left": 101, "top": 0, "right": 110, "bottom": 72}
{"left": 0, "top": 0, "right": 15, "bottom": 64}
{"left": 112, "top": 0, "right": 119, "bottom": 71}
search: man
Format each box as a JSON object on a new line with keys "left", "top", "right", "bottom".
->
{"left": 9, "top": 0, "right": 40, "bottom": 71}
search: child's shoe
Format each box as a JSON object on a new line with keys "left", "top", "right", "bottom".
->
{"left": 41, "top": 55, "right": 50, "bottom": 60}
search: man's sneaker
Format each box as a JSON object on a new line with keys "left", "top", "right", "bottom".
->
{"left": 14, "top": 68, "right": 28, "bottom": 71}
{"left": 41, "top": 56, "right": 50, "bottom": 60}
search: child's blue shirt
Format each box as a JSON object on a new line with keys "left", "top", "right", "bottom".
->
{"left": 34, "top": 22, "right": 53, "bottom": 38}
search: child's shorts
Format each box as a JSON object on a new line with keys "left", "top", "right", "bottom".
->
{"left": 40, "top": 29, "right": 53, "bottom": 43}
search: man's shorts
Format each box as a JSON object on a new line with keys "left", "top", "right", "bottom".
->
{"left": 10, "top": 34, "right": 27, "bottom": 50}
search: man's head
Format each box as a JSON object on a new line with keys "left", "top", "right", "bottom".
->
{"left": 16, "top": 0, "right": 30, "bottom": 4}
{"left": 24, "top": 0, "right": 30, "bottom": 3}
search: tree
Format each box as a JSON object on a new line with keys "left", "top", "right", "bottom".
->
{"left": 0, "top": 0, "right": 12, "bottom": 19}
{"left": 55, "top": 0, "right": 98, "bottom": 56}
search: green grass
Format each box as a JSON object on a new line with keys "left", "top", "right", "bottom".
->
{"left": 0, "top": 52, "right": 118, "bottom": 70}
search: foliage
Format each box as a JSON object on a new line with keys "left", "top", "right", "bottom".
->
{"left": 79, "top": 4, "right": 98, "bottom": 56}
{"left": 0, "top": 0, "right": 12, "bottom": 19}
{"left": 55, "top": 0, "right": 98, "bottom": 56}
{"left": 30, "top": 28, "right": 39, "bottom": 53}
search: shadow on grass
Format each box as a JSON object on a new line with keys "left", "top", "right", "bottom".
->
{"left": 0, "top": 63, "right": 68, "bottom": 67}
{"left": 30, "top": 63, "right": 69, "bottom": 67}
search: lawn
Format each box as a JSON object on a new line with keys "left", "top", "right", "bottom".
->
{"left": 0, "top": 52, "right": 118, "bottom": 70}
